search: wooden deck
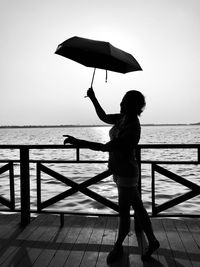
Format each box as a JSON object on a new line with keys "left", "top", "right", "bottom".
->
{"left": 0, "top": 214, "right": 200, "bottom": 267}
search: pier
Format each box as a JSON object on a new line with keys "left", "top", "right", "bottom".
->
{"left": 0, "top": 144, "right": 200, "bottom": 266}
{"left": 0, "top": 213, "right": 200, "bottom": 266}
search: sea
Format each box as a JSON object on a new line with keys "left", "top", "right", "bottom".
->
{"left": 0, "top": 125, "right": 200, "bottom": 215}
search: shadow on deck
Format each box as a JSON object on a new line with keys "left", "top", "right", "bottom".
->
{"left": 0, "top": 213, "right": 200, "bottom": 267}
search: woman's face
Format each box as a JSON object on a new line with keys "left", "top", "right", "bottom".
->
{"left": 120, "top": 95, "right": 128, "bottom": 115}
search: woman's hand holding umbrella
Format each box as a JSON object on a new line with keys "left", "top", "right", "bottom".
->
{"left": 87, "top": 87, "right": 96, "bottom": 99}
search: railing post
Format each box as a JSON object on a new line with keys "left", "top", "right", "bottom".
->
{"left": 76, "top": 147, "right": 80, "bottom": 161}
{"left": 37, "top": 162, "right": 41, "bottom": 212}
{"left": 20, "top": 146, "right": 30, "bottom": 227}
{"left": 9, "top": 162, "right": 15, "bottom": 210}
{"left": 135, "top": 146, "right": 142, "bottom": 232}
{"left": 152, "top": 164, "right": 155, "bottom": 216}
{"left": 136, "top": 147, "right": 142, "bottom": 197}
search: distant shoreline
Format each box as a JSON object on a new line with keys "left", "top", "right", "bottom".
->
{"left": 0, "top": 123, "right": 199, "bottom": 129}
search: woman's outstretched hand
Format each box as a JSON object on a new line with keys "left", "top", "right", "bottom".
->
{"left": 87, "top": 87, "right": 95, "bottom": 99}
{"left": 63, "top": 135, "right": 105, "bottom": 151}
{"left": 63, "top": 135, "right": 79, "bottom": 146}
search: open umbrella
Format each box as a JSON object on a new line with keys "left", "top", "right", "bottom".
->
{"left": 55, "top": 36, "right": 142, "bottom": 87}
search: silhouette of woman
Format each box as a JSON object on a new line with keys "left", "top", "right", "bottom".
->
{"left": 63, "top": 87, "right": 160, "bottom": 263}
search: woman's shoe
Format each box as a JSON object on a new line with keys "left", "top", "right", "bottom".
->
{"left": 106, "top": 246, "right": 124, "bottom": 265}
{"left": 141, "top": 239, "right": 160, "bottom": 261}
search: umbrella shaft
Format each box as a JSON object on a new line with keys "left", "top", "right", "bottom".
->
{"left": 91, "top": 68, "right": 96, "bottom": 88}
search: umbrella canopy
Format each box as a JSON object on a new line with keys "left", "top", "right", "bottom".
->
{"left": 55, "top": 36, "right": 142, "bottom": 86}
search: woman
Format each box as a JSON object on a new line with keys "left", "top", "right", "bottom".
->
{"left": 64, "top": 87, "right": 160, "bottom": 263}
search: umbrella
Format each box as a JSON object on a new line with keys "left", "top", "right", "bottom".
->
{"left": 55, "top": 36, "right": 142, "bottom": 87}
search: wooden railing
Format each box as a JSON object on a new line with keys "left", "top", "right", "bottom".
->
{"left": 0, "top": 144, "right": 200, "bottom": 226}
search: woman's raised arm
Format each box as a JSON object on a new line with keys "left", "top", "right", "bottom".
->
{"left": 87, "top": 87, "right": 119, "bottom": 125}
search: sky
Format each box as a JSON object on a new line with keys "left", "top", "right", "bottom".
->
{"left": 0, "top": 0, "right": 200, "bottom": 125}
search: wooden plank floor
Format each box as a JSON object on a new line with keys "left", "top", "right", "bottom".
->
{"left": 0, "top": 214, "right": 200, "bottom": 267}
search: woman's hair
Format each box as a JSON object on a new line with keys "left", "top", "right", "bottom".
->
{"left": 122, "top": 90, "right": 146, "bottom": 116}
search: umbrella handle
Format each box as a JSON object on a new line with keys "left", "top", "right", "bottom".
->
{"left": 84, "top": 68, "right": 96, "bottom": 98}
{"left": 91, "top": 68, "right": 96, "bottom": 88}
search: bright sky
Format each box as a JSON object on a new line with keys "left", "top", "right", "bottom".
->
{"left": 1, "top": 0, "right": 200, "bottom": 125}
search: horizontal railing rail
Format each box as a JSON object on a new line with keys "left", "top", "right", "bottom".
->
{"left": 0, "top": 144, "right": 199, "bottom": 226}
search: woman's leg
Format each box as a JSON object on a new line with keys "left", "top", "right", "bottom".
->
{"left": 130, "top": 186, "right": 156, "bottom": 243}
{"left": 107, "top": 186, "right": 130, "bottom": 264}
{"left": 114, "top": 186, "right": 131, "bottom": 248}
{"left": 130, "top": 186, "right": 160, "bottom": 259}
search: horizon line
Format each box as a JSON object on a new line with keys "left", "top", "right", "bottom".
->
{"left": 0, "top": 122, "right": 200, "bottom": 128}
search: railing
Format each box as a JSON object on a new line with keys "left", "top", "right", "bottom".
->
{"left": 0, "top": 144, "right": 200, "bottom": 226}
